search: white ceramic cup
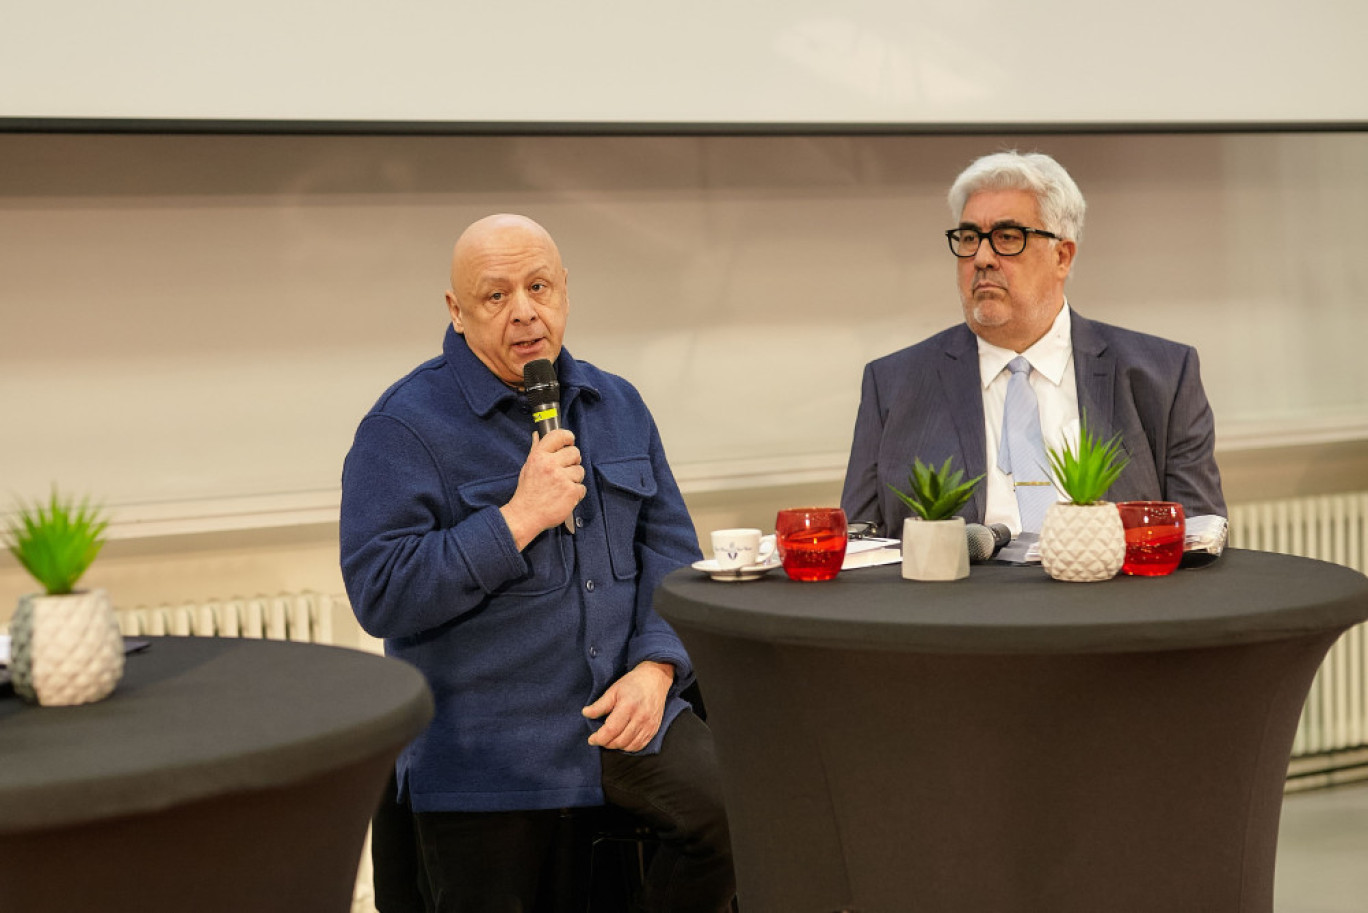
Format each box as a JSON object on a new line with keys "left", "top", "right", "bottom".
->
{"left": 711, "top": 528, "right": 764, "bottom": 569}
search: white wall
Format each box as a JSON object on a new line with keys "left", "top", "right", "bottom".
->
{"left": 4, "top": 1, "right": 1365, "bottom": 126}
{"left": 3, "top": 130, "right": 1367, "bottom": 545}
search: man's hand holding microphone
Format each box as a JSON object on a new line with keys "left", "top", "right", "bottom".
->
{"left": 499, "top": 359, "right": 584, "bottom": 550}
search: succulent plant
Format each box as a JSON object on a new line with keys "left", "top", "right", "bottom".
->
{"left": 888, "top": 457, "right": 983, "bottom": 522}
{"left": 4, "top": 489, "right": 109, "bottom": 595}
{"left": 1045, "top": 414, "right": 1130, "bottom": 505}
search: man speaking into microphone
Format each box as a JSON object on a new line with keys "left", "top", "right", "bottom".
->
{"left": 340, "top": 214, "right": 733, "bottom": 912}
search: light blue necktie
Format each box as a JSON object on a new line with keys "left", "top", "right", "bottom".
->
{"left": 998, "top": 356, "right": 1056, "bottom": 533}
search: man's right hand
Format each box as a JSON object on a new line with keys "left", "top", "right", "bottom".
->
{"left": 500, "top": 428, "right": 586, "bottom": 551}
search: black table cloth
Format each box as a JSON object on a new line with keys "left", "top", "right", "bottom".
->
{"left": 657, "top": 549, "right": 1368, "bottom": 913}
{"left": 0, "top": 636, "right": 433, "bottom": 913}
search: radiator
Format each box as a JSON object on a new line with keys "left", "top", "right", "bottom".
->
{"left": 115, "top": 591, "right": 343, "bottom": 645}
{"left": 1229, "top": 491, "right": 1368, "bottom": 787}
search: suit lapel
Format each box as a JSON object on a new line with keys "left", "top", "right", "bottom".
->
{"left": 1071, "top": 312, "right": 1115, "bottom": 438}
{"left": 938, "top": 326, "right": 989, "bottom": 520}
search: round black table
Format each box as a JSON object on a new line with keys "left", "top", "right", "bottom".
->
{"left": 0, "top": 636, "right": 433, "bottom": 913}
{"left": 657, "top": 549, "right": 1368, "bottom": 913}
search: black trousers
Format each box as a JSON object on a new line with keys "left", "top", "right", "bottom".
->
{"left": 377, "top": 710, "right": 734, "bottom": 913}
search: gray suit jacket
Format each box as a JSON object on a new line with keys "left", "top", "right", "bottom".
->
{"left": 840, "top": 311, "right": 1226, "bottom": 535}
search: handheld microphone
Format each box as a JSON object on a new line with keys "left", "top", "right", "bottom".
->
{"left": 966, "top": 522, "right": 1012, "bottom": 562}
{"left": 523, "top": 358, "right": 561, "bottom": 437}
{"left": 522, "top": 359, "right": 575, "bottom": 535}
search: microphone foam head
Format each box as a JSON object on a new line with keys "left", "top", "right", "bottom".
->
{"left": 523, "top": 357, "right": 557, "bottom": 387}
{"left": 522, "top": 358, "right": 559, "bottom": 405}
{"left": 966, "top": 523, "right": 996, "bottom": 562}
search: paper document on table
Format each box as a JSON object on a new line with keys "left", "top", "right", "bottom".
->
{"left": 996, "top": 532, "right": 1041, "bottom": 565}
{"left": 1181, "top": 514, "right": 1228, "bottom": 567}
{"left": 842, "top": 537, "right": 901, "bottom": 570}
{"left": 1184, "top": 515, "right": 1228, "bottom": 552}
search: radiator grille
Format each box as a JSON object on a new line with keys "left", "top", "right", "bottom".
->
{"left": 1229, "top": 492, "right": 1368, "bottom": 573}
{"left": 115, "top": 591, "right": 343, "bottom": 646}
{"left": 1229, "top": 491, "right": 1368, "bottom": 787}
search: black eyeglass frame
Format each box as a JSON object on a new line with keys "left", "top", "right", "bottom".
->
{"left": 945, "top": 226, "right": 1059, "bottom": 258}
{"left": 846, "top": 521, "right": 879, "bottom": 540}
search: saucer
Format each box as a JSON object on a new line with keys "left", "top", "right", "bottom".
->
{"left": 691, "top": 556, "right": 781, "bottom": 582}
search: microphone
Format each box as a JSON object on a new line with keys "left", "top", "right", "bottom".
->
{"left": 523, "top": 358, "right": 562, "bottom": 438}
{"left": 966, "top": 522, "right": 1012, "bottom": 563}
{"left": 522, "top": 359, "right": 575, "bottom": 535}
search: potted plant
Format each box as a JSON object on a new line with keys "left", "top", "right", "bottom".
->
{"left": 4, "top": 489, "right": 124, "bottom": 705}
{"left": 889, "top": 457, "right": 983, "bottom": 581}
{"left": 1038, "top": 417, "right": 1131, "bottom": 582}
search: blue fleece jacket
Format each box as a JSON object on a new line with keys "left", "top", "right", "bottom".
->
{"left": 340, "top": 327, "right": 702, "bottom": 813}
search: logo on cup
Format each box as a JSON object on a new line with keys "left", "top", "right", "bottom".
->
{"left": 711, "top": 528, "right": 763, "bottom": 569}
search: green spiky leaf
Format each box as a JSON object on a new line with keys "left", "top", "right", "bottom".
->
{"left": 1045, "top": 413, "right": 1130, "bottom": 505}
{"left": 4, "top": 488, "right": 109, "bottom": 595}
{"left": 887, "top": 456, "right": 984, "bottom": 522}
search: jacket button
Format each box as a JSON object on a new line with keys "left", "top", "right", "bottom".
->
{"left": 575, "top": 516, "right": 584, "bottom": 528}
{"left": 589, "top": 645, "right": 599, "bottom": 658}
{"left": 585, "top": 580, "right": 595, "bottom": 592}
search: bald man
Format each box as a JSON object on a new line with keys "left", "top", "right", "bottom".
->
{"left": 341, "top": 215, "right": 733, "bottom": 912}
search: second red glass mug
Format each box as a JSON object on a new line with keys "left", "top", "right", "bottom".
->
{"left": 1117, "top": 500, "right": 1186, "bottom": 576}
{"left": 775, "top": 507, "right": 848, "bottom": 582}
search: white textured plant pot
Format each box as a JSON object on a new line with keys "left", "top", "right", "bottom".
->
{"left": 902, "top": 517, "right": 970, "bottom": 581}
{"left": 1039, "top": 502, "right": 1125, "bottom": 582}
{"left": 8, "top": 588, "right": 125, "bottom": 706}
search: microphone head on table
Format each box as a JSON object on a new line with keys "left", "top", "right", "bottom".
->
{"left": 988, "top": 523, "right": 1011, "bottom": 549}
{"left": 966, "top": 522, "right": 1012, "bottom": 562}
{"left": 966, "top": 524, "right": 996, "bottom": 562}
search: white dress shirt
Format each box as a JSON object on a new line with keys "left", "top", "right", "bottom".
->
{"left": 978, "top": 304, "right": 1081, "bottom": 534}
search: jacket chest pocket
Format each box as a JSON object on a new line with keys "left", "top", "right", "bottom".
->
{"left": 457, "top": 473, "right": 572, "bottom": 596}
{"left": 594, "top": 457, "right": 656, "bottom": 581}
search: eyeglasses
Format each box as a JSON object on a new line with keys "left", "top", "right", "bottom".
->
{"left": 945, "top": 226, "right": 1058, "bottom": 258}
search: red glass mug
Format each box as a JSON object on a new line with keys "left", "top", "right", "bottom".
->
{"left": 1117, "top": 501, "right": 1186, "bottom": 576}
{"left": 775, "top": 507, "right": 848, "bottom": 581}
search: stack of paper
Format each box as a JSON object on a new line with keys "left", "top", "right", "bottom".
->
{"left": 842, "top": 537, "right": 901, "bottom": 570}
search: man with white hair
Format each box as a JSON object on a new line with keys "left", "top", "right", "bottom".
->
{"left": 841, "top": 150, "right": 1226, "bottom": 537}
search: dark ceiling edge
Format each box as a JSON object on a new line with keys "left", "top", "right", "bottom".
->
{"left": 3, "top": 117, "right": 1366, "bottom": 137}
